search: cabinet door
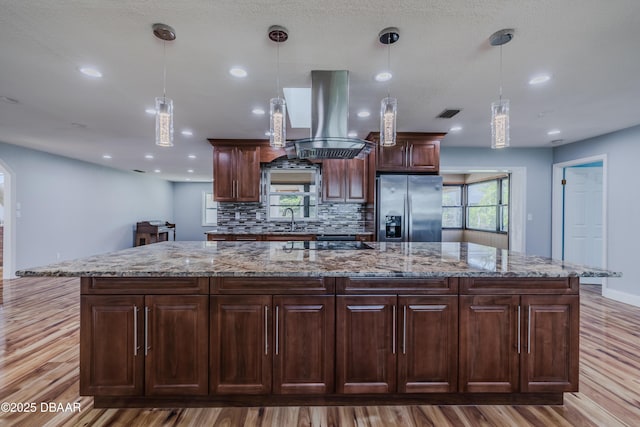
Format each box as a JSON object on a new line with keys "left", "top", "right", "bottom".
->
{"left": 145, "top": 295, "right": 209, "bottom": 395}
{"left": 273, "top": 296, "right": 335, "bottom": 394}
{"left": 336, "top": 295, "right": 396, "bottom": 393}
{"left": 521, "top": 295, "right": 579, "bottom": 392}
{"left": 459, "top": 295, "right": 519, "bottom": 393}
{"left": 213, "top": 146, "right": 236, "bottom": 201}
{"left": 377, "top": 142, "right": 407, "bottom": 170}
{"left": 80, "top": 295, "right": 144, "bottom": 396}
{"left": 345, "top": 157, "right": 368, "bottom": 202}
{"left": 322, "top": 159, "right": 346, "bottom": 202}
{"left": 406, "top": 141, "right": 439, "bottom": 173}
{"left": 235, "top": 146, "right": 261, "bottom": 202}
{"left": 398, "top": 296, "right": 458, "bottom": 393}
{"left": 211, "top": 295, "right": 272, "bottom": 394}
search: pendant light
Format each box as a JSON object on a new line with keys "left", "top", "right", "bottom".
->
{"left": 152, "top": 23, "right": 176, "bottom": 147}
{"left": 489, "top": 28, "right": 514, "bottom": 149}
{"left": 379, "top": 27, "right": 399, "bottom": 147}
{"left": 268, "top": 25, "right": 288, "bottom": 148}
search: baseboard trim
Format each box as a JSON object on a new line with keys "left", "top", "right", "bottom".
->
{"left": 603, "top": 287, "right": 640, "bottom": 308}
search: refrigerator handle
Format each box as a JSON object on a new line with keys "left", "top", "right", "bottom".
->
{"left": 403, "top": 193, "right": 409, "bottom": 242}
{"left": 407, "top": 194, "right": 412, "bottom": 242}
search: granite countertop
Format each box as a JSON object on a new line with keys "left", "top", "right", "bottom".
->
{"left": 16, "top": 241, "right": 621, "bottom": 279}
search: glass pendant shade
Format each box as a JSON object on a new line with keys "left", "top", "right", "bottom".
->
{"left": 269, "top": 97, "right": 286, "bottom": 148}
{"left": 491, "top": 98, "right": 509, "bottom": 149}
{"left": 380, "top": 96, "right": 397, "bottom": 147}
{"left": 155, "top": 97, "right": 174, "bottom": 147}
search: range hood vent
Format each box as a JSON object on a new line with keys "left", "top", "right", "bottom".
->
{"left": 285, "top": 70, "right": 374, "bottom": 160}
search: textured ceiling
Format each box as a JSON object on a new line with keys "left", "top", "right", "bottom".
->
{"left": 1, "top": 0, "right": 639, "bottom": 181}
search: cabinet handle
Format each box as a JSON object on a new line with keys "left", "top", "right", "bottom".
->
{"left": 275, "top": 305, "right": 279, "bottom": 355}
{"left": 264, "top": 305, "right": 269, "bottom": 355}
{"left": 408, "top": 144, "right": 413, "bottom": 167}
{"left": 144, "top": 306, "right": 150, "bottom": 356}
{"left": 133, "top": 305, "right": 139, "bottom": 356}
{"left": 392, "top": 305, "right": 396, "bottom": 354}
{"left": 517, "top": 305, "right": 521, "bottom": 354}
{"left": 402, "top": 305, "right": 407, "bottom": 355}
{"left": 528, "top": 306, "right": 532, "bottom": 354}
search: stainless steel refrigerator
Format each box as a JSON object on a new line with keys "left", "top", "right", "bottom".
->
{"left": 377, "top": 174, "right": 443, "bottom": 242}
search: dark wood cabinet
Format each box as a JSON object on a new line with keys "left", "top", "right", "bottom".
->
{"left": 459, "top": 294, "right": 579, "bottom": 393}
{"left": 80, "top": 294, "right": 208, "bottom": 397}
{"left": 80, "top": 295, "right": 144, "bottom": 396}
{"left": 211, "top": 294, "right": 335, "bottom": 395}
{"left": 368, "top": 132, "right": 443, "bottom": 173}
{"left": 336, "top": 295, "right": 396, "bottom": 394}
{"left": 145, "top": 295, "right": 209, "bottom": 395}
{"left": 210, "top": 295, "right": 271, "bottom": 394}
{"left": 212, "top": 145, "right": 260, "bottom": 202}
{"left": 336, "top": 294, "right": 457, "bottom": 394}
{"left": 322, "top": 157, "right": 368, "bottom": 203}
{"left": 398, "top": 296, "right": 458, "bottom": 393}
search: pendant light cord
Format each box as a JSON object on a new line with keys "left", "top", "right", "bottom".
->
{"left": 499, "top": 44, "right": 503, "bottom": 101}
{"left": 387, "top": 34, "right": 392, "bottom": 98}
{"left": 162, "top": 40, "right": 167, "bottom": 101}
{"left": 276, "top": 34, "right": 281, "bottom": 98}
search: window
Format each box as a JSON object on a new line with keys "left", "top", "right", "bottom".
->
{"left": 267, "top": 169, "right": 318, "bottom": 221}
{"left": 442, "top": 175, "right": 509, "bottom": 233}
{"left": 467, "top": 180, "right": 498, "bottom": 231}
{"left": 202, "top": 192, "right": 218, "bottom": 226}
{"left": 442, "top": 185, "right": 463, "bottom": 228}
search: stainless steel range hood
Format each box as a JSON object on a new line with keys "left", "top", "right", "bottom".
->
{"left": 285, "top": 70, "right": 374, "bottom": 160}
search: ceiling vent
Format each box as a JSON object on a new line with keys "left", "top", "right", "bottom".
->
{"left": 437, "top": 109, "right": 462, "bottom": 119}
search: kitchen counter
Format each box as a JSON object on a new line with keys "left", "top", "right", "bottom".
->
{"left": 17, "top": 240, "right": 618, "bottom": 278}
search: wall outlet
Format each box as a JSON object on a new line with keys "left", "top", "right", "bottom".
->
{"left": 235, "top": 211, "right": 240, "bottom": 220}
{"left": 256, "top": 212, "right": 261, "bottom": 220}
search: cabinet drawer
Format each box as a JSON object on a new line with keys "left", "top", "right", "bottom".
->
{"left": 212, "top": 277, "right": 335, "bottom": 294}
{"left": 81, "top": 277, "right": 209, "bottom": 295}
{"left": 460, "top": 277, "right": 578, "bottom": 295}
{"left": 337, "top": 277, "right": 457, "bottom": 294}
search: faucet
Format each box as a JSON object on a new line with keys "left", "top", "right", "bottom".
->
{"left": 283, "top": 208, "right": 296, "bottom": 231}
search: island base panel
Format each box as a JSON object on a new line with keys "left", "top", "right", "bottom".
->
{"left": 94, "top": 393, "right": 564, "bottom": 408}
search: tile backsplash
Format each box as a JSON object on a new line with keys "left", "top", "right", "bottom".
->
{"left": 214, "top": 158, "right": 368, "bottom": 234}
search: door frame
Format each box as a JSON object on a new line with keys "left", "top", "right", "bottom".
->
{"left": 0, "top": 159, "right": 15, "bottom": 279}
{"left": 551, "top": 154, "right": 608, "bottom": 288}
{"left": 441, "top": 166, "right": 526, "bottom": 252}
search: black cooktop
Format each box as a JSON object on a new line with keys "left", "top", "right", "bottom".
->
{"left": 282, "top": 241, "right": 374, "bottom": 250}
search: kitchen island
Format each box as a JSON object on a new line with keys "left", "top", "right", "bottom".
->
{"left": 17, "top": 241, "right": 619, "bottom": 408}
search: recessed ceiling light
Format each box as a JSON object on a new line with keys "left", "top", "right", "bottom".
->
{"left": 347, "top": 131, "right": 358, "bottom": 138}
{"left": 449, "top": 126, "right": 463, "bottom": 132}
{"left": 154, "top": 169, "right": 161, "bottom": 173}
{"left": 186, "top": 178, "right": 192, "bottom": 181}
{"left": 529, "top": 74, "right": 551, "bottom": 85}
{"left": 187, "top": 169, "right": 194, "bottom": 173}
{"left": 181, "top": 129, "right": 193, "bottom": 136}
{"left": 188, "top": 154, "right": 197, "bottom": 159}
{"left": 547, "top": 129, "right": 561, "bottom": 135}
{"left": 357, "top": 111, "right": 371, "bottom": 118}
{"left": 145, "top": 108, "right": 156, "bottom": 115}
{"left": 102, "top": 154, "right": 112, "bottom": 159}
{"left": 264, "top": 131, "right": 272, "bottom": 136}
{"left": 229, "top": 67, "right": 248, "bottom": 78}
{"left": 145, "top": 154, "right": 154, "bottom": 159}
{"left": 79, "top": 67, "right": 103, "bottom": 78}
{"left": 252, "top": 108, "right": 265, "bottom": 115}
{"left": 375, "top": 71, "right": 392, "bottom": 82}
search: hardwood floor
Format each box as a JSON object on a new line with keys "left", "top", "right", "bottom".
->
{"left": 0, "top": 277, "right": 638, "bottom": 426}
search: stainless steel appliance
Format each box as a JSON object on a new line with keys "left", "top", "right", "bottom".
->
{"left": 377, "top": 174, "right": 442, "bottom": 242}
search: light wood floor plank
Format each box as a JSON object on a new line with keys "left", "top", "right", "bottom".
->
{"left": 1, "top": 278, "right": 639, "bottom": 426}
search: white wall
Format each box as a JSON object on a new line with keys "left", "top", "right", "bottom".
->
{"left": 0, "top": 142, "right": 173, "bottom": 274}
{"left": 553, "top": 125, "right": 639, "bottom": 301}
{"left": 441, "top": 147, "right": 554, "bottom": 256}
{"left": 172, "top": 182, "right": 213, "bottom": 241}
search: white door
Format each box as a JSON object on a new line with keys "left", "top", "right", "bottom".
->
{"left": 563, "top": 166, "right": 603, "bottom": 284}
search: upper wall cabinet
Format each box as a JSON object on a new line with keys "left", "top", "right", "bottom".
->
{"left": 210, "top": 140, "right": 261, "bottom": 202}
{"left": 367, "top": 132, "right": 444, "bottom": 174}
{"left": 322, "top": 157, "right": 369, "bottom": 203}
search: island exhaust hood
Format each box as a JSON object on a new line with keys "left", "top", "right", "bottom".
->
{"left": 285, "top": 70, "right": 375, "bottom": 160}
